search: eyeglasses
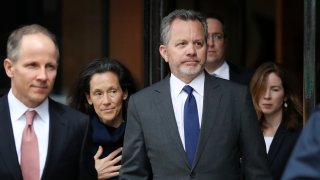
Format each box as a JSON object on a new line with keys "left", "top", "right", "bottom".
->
{"left": 207, "top": 33, "right": 225, "bottom": 41}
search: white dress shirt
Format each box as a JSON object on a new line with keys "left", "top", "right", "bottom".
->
{"left": 8, "top": 89, "right": 49, "bottom": 178}
{"left": 170, "top": 72, "right": 204, "bottom": 150}
{"left": 209, "top": 61, "right": 230, "bottom": 80}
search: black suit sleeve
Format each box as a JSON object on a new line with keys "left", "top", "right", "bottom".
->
{"left": 78, "top": 118, "right": 98, "bottom": 180}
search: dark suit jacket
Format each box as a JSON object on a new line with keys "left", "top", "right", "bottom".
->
{"left": 267, "top": 124, "right": 301, "bottom": 180}
{"left": 282, "top": 105, "right": 320, "bottom": 180}
{"left": 0, "top": 95, "right": 97, "bottom": 180}
{"left": 228, "top": 61, "right": 255, "bottom": 86}
{"left": 120, "top": 72, "right": 272, "bottom": 180}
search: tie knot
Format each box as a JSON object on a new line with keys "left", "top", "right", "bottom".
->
{"left": 183, "top": 85, "right": 193, "bottom": 95}
{"left": 25, "top": 110, "right": 36, "bottom": 125}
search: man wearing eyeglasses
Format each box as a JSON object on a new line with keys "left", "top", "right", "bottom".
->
{"left": 205, "top": 13, "right": 254, "bottom": 85}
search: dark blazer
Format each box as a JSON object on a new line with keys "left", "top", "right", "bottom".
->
{"left": 120, "top": 72, "right": 272, "bottom": 180}
{"left": 267, "top": 124, "right": 301, "bottom": 180}
{"left": 228, "top": 61, "right": 255, "bottom": 86}
{"left": 282, "top": 105, "right": 320, "bottom": 180}
{"left": 0, "top": 95, "right": 97, "bottom": 180}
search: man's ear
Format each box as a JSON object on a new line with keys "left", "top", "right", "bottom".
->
{"left": 3, "top": 58, "right": 14, "bottom": 78}
{"left": 159, "top": 45, "right": 169, "bottom": 63}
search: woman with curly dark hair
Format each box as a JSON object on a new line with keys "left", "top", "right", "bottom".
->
{"left": 68, "top": 58, "right": 136, "bottom": 179}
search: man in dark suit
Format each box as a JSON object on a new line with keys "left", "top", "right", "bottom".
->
{"left": 282, "top": 105, "right": 320, "bottom": 179}
{"left": 0, "top": 24, "right": 97, "bottom": 180}
{"left": 205, "top": 13, "right": 254, "bottom": 85}
{"left": 120, "top": 9, "right": 272, "bottom": 180}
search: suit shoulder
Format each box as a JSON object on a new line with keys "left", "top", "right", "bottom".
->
{"left": 311, "top": 105, "right": 320, "bottom": 116}
{"left": 227, "top": 61, "right": 255, "bottom": 85}
{"left": 49, "top": 99, "right": 89, "bottom": 122}
{"left": 131, "top": 79, "right": 167, "bottom": 98}
{"left": 224, "top": 80, "right": 249, "bottom": 96}
{"left": 209, "top": 75, "right": 248, "bottom": 91}
{"left": 228, "top": 61, "right": 255, "bottom": 74}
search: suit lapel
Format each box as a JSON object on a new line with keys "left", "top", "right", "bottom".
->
{"left": 193, "top": 73, "right": 222, "bottom": 168}
{"left": 153, "top": 76, "right": 190, "bottom": 166}
{"left": 267, "top": 124, "right": 286, "bottom": 165}
{"left": 0, "top": 95, "right": 23, "bottom": 179}
{"left": 153, "top": 74, "right": 223, "bottom": 168}
{"left": 41, "top": 99, "right": 67, "bottom": 179}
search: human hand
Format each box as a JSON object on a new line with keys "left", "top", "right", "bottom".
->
{"left": 94, "top": 146, "right": 122, "bottom": 179}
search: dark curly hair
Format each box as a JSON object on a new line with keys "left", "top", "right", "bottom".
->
{"left": 68, "top": 58, "right": 136, "bottom": 118}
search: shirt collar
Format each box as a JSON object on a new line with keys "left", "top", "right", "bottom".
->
{"left": 8, "top": 89, "right": 49, "bottom": 122}
{"left": 211, "top": 61, "right": 230, "bottom": 80}
{"left": 170, "top": 71, "right": 205, "bottom": 98}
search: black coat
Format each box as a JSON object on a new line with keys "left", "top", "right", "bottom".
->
{"left": 228, "top": 61, "right": 255, "bottom": 86}
{"left": 267, "top": 124, "right": 301, "bottom": 180}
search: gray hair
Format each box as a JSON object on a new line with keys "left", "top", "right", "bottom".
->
{"left": 7, "top": 24, "right": 60, "bottom": 62}
{"left": 160, "top": 9, "right": 208, "bottom": 45}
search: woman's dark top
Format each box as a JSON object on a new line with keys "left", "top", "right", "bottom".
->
{"left": 90, "top": 114, "right": 126, "bottom": 158}
{"left": 90, "top": 115, "right": 125, "bottom": 180}
{"left": 267, "top": 123, "right": 301, "bottom": 180}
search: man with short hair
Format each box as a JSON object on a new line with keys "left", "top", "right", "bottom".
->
{"left": 120, "top": 9, "right": 272, "bottom": 180}
{"left": 0, "top": 24, "right": 97, "bottom": 180}
{"left": 205, "top": 13, "right": 254, "bottom": 85}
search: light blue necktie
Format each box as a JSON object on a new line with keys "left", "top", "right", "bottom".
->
{"left": 183, "top": 85, "right": 200, "bottom": 165}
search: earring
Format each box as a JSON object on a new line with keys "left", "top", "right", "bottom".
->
{"left": 284, "top": 101, "right": 288, "bottom": 108}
